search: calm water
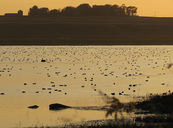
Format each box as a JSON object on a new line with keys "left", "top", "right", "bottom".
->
{"left": 1, "top": 46, "right": 173, "bottom": 127}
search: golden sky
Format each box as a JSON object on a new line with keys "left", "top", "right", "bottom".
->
{"left": 1, "top": 0, "right": 173, "bottom": 17}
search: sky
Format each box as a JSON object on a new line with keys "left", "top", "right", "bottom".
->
{"left": 1, "top": 0, "right": 173, "bottom": 17}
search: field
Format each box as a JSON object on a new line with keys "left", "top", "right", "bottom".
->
{"left": 0, "top": 16, "right": 173, "bottom": 45}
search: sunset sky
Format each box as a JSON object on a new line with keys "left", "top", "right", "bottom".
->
{"left": 1, "top": 0, "right": 173, "bottom": 17}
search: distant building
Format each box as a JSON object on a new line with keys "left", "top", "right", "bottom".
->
{"left": 4, "top": 10, "right": 23, "bottom": 16}
{"left": 18, "top": 10, "right": 23, "bottom": 16}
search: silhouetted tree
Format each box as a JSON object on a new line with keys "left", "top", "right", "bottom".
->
{"left": 28, "top": 3, "right": 137, "bottom": 17}
{"left": 126, "top": 7, "right": 131, "bottom": 16}
{"left": 131, "top": 7, "right": 137, "bottom": 16}
{"left": 109, "top": 4, "right": 119, "bottom": 16}
{"left": 61, "top": 6, "right": 76, "bottom": 16}
{"left": 103, "top": 4, "right": 112, "bottom": 16}
{"left": 39, "top": 7, "right": 49, "bottom": 15}
{"left": 49, "top": 9, "right": 61, "bottom": 15}
{"left": 28, "top": 5, "right": 40, "bottom": 16}
{"left": 119, "top": 4, "right": 126, "bottom": 16}
{"left": 92, "top": 4, "right": 128, "bottom": 16}
{"left": 126, "top": 6, "right": 137, "bottom": 16}
{"left": 92, "top": 5, "right": 106, "bottom": 16}
{"left": 76, "top": 3, "right": 92, "bottom": 16}
{"left": 28, "top": 6, "right": 49, "bottom": 15}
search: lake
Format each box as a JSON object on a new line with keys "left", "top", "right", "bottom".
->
{"left": 0, "top": 45, "right": 173, "bottom": 127}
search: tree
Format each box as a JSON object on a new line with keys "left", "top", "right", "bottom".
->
{"left": 92, "top": 5, "right": 106, "bottom": 16}
{"left": 39, "top": 7, "right": 49, "bottom": 15}
{"left": 49, "top": 9, "right": 61, "bottom": 15}
{"left": 131, "top": 6, "right": 137, "bottom": 16}
{"left": 28, "top": 3, "right": 137, "bottom": 17}
{"left": 28, "top": 5, "right": 40, "bottom": 16}
{"left": 109, "top": 4, "right": 119, "bottom": 16}
{"left": 28, "top": 6, "right": 49, "bottom": 15}
{"left": 76, "top": 3, "right": 92, "bottom": 16}
{"left": 103, "top": 4, "right": 112, "bottom": 16}
{"left": 119, "top": 4, "right": 126, "bottom": 16}
{"left": 61, "top": 6, "right": 76, "bottom": 15}
{"left": 126, "top": 6, "right": 137, "bottom": 16}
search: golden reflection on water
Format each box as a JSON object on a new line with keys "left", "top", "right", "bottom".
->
{"left": 1, "top": 46, "right": 173, "bottom": 127}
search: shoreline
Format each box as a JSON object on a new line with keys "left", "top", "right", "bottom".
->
{"left": 32, "top": 93, "right": 173, "bottom": 128}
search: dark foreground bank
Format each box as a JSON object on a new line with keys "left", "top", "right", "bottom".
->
{"left": 1, "top": 16, "right": 173, "bottom": 45}
{"left": 27, "top": 93, "right": 173, "bottom": 128}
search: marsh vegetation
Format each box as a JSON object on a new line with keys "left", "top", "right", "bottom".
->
{"left": 25, "top": 93, "right": 173, "bottom": 128}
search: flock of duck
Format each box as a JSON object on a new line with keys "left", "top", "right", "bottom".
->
{"left": 0, "top": 46, "right": 173, "bottom": 103}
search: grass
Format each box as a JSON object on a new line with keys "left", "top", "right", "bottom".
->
{"left": 135, "top": 115, "right": 173, "bottom": 123}
{"left": 135, "top": 92, "right": 173, "bottom": 114}
{"left": 1, "top": 16, "right": 173, "bottom": 45}
{"left": 25, "top": 93, "right": 173, "bottom": 128}
{"left": 27, "top": 121, "right": 173, "bottom": 128}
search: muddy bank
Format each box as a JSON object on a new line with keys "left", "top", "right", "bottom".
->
{"left": 54, "top": 93, "right": 173, "bottom": 128}
{"left": 136, "top": 93, "right": 173, "bottom": 114}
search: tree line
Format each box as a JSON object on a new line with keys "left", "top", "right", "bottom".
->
{"left": 28, "top": 3, "right": 137, "bottom": 17}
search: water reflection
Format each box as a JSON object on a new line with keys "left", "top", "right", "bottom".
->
{"left": 1, "top": 46, "right": 173, "bottom": 127}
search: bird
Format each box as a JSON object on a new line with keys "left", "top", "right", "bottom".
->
{"left": 119, "top": 93, "right": 122, "bottom": 95}
{"left": 42, "top": 88, "right": 46, "bottom": 90}
{"left": 41, "top": 58, "right": 46, "bottom": 62}
{"left": 167, "top": 63, "right": 173, "bottom": 69}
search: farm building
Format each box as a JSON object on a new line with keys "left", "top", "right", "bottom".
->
{"left": 4, "top": 10, "right": 23, "bottom": 16}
